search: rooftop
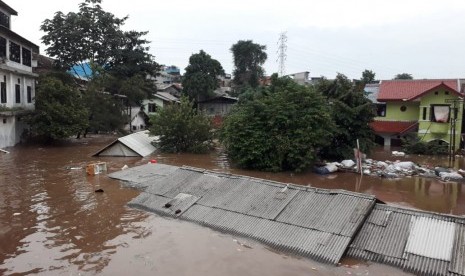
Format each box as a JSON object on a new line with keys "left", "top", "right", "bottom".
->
{"left": 378, "top": 79, "right": 462, "bottom": 101}
{"left": 109, "top": 163, "right": 465, "bottom": 275}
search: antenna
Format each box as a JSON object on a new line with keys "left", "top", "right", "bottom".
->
{"left": 277, "top": 32, "right": 287, "bottom": 77}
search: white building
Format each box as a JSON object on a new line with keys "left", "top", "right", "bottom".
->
{"left": 0, "top": 1, "right": 39, "bottom": 148}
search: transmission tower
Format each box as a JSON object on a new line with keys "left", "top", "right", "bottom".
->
{"left": 277, "top": 32, "right": 287, "bottom": 77}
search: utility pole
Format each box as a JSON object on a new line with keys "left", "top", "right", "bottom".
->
{"left": 277, "top": 32, "right": 287, "bottom": 77}
{"left": 445, "top": 98, "right": 462, "bottom": 164}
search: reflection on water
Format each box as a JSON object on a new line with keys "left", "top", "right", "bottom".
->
{"left": 0, "top": 135, "right": 461, "bottom": 275}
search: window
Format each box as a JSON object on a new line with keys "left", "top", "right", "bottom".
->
{"left": 27, "top": 86, "right": 32, "bottom": 103}
{"left": 430, "top": 104, "right": 450, "bottom": 123}
{"left": 132, "top": 125, "right": 137, "bottom": 131}
{"left": 22, "top": 48, "right": 31, "bottom": 67}
{"left": 15, "top": 84, "right": 20, "bottom": 103}
{"left": 376, "top": 104, "right": 386, "bottom": 117}
{"left": 0, "top": 82, "right": 5, "bottom": 103}
{"left": 9, "top": 41, "right": 20, "bottom": 63}
{"left": 0, "top": 11, "right": 9, "bottom": 29}
{"left": 445, "top": 91, "right": 449, "bottom": 95}
{"left": 422, "top": 107, "right": 427, "bottom": 120}
{"left": 148, "top": 103, "right": 157, "bottom": 113}
{"left": 434, "top": 91, "right": 439, "bottom": 95}
{"left": 0, "top": 37, "right": 6, "bottom": 58}
{"left": 400, "top": 105, "right": 407, "bottom": 112}
{"left": 2, "top": 118, "right": 6, "bottom": 124}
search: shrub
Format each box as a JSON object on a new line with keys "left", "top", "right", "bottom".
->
{"left": 149, "top": 96, "right": 213, "bottom": 153}
{"left": 220, "top": 77, "right": 334, "bottom": 172}
{"left": 402, "top": 136, "right": 448, "bottom": 155}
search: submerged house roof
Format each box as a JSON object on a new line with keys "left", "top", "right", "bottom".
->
{"left": 377, "top": 79, "right": 461, "bottom": 102}
{"left": 348, "top": 204, "right": 465, "bottom": 276}
{"left": 110, "top": 163, "right": 377, "bottom": 264}
{"left": 93, "top": 130, "right": 157, "bottom": 157}
{"left": 109, "top": 163, "right": 465, "bottom": 275}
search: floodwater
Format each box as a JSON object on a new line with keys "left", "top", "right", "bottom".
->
{"left": 0, "top": 135, "right": 462, "bottom": 275}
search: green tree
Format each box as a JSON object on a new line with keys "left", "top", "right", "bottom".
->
{"left": 182, "top": 50, "right": 224, "bottom": 102}
{"left": 41, "top": 0, "right": 159, "bottom": 132}
{"left": 394, "top": 73, "right": 413, "bottom": 80}
{"left": 316, "top": 74, "right": 375, "bottom": 160}
{"left": 361, "top": 69, "right": 376, "bottom": 84}
{"left": 230, "top": 40, "right": 267, "bottom": 90}
{"left": 27, "top": 75, "right": 88, "bottom": 141}
{"left": 83, "top": 91, "right": 126, "bottom": 134}
{"left": 221, "top": 75, "right": 334, "bottom": 172}
{"left": 149, "top": 97, "right": 213, "bottom": 153}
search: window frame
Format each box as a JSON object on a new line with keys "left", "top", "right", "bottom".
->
{"left": 430, "top": 104, "right": 450, "bottom": 123}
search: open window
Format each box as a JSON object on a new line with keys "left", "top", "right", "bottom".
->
{"left": 148, "top": 103, "right": 157, "bottom": 113}
{"left": 430, "top": 104, "right": 450, "bottom": 123}
{"left": 9, "top": 41, "right": 20, "bottom": 63}
{"left": 376, "top": 103, "right": 386, "bottom": 117}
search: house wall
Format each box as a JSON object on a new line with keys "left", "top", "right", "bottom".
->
{"left": 1, "top": 72, "right": 35, "bottom": 109}
{"left": 417, "top": 89, "right": 463, "bottom": 150}
{"left": 376, "top": 101, "right": 419, "bottom": 121}
{"left": 0, "top": 114, "right": 27, "bottom": 148}
{"left": 198, "top": 101, "right": 235, "bottom": 116}
{"left": 0, "top": 34, "right": 37, "bottom": 148}
{"left": 142, "top": 98, "right": 165, "bottom": 116}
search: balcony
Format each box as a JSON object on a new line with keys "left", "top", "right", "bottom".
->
{"left": 429, "top": 122, "right": 449, "bottom": 133}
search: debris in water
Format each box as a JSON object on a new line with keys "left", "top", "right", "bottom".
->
{"left": 121, "top": 164, "right": 129, "bottom": 170}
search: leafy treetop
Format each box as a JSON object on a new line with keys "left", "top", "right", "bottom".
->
{"left": 394, "top": 73, "right": 413, "bottom": 80}
{"left": 230, "top": 40, "right": 267, "bottom": 90}
{"left": 182, "top": 50, "right": 224, "bottom": 102}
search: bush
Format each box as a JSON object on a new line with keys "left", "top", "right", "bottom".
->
{"left": 220, "top": 77, "right": 334, "bottom": 172}
{"left": 402, "top": 136, "right": 448, "bottom": 155}
{"left": 149, "top": 96, "right": 213, "bottom": 153}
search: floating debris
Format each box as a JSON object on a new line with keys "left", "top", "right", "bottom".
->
{"left": 333, "top": 158, "right": 465, "bottom": 182}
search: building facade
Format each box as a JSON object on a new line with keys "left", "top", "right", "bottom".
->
{"left": 369, "top": 79, "right": 464, "bottom": 150}
{"left": 0, "top": 1, "right": 39, "bottom": 148}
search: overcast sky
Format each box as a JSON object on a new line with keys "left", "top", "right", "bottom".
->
{"left": 9, "top": 0, "right": 465, "bottom": 80}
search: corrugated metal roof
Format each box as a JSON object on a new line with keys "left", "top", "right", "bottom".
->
{"left": 118, "top": 131, "right": 157, "bottom": 157}
{"left": 348, "top": 204, "right": 465, "bottom": 276}
{"left": 405, "top": 217, "right": 456, "bottom": 261}
{"left": 450, "top": 223, "right": 465, "bottom": 275}
{"left": 94, "top": 131, "right": 158, "bottom": 157}
{"left": 112, "top": 165, "right": 376, "bottom": 265}
{"left": 111, "top": 164, "right": 465, "bottom": 273}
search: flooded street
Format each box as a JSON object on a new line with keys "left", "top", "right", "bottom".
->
{"left": 1, "top": 135, "right": 463, "bottom": 275}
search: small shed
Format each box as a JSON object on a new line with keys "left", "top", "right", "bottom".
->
{"left": 93, "top": 130, "right": 158, "bottom": 157}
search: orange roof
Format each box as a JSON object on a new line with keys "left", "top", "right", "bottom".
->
{"left": 370, "top": 121, "right": 418, "bottom": 134}
{"left": 377, "top": 79, "right": 461, "bottom": 101}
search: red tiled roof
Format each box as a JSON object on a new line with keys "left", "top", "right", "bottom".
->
{"left": 370, "top": 121, "right": 418, "bottom": 134}
{"left": 377, "top": 79, "right": 461, "bottom": 101}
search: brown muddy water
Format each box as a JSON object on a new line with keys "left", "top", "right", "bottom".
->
{"left": 1, "top": 135, "right": 463, "bottom": 275}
